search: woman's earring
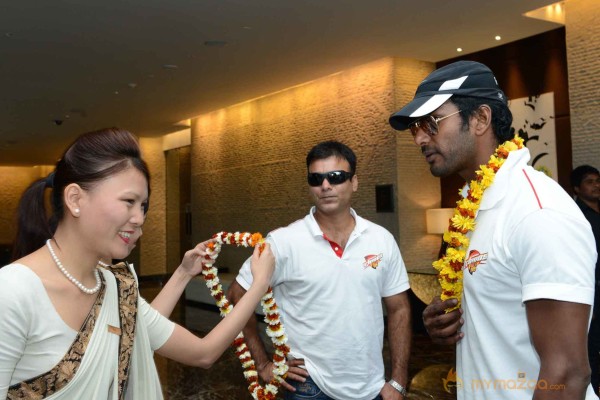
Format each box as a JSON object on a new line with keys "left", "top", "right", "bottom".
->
{"left": 74, "top": 208, "right": 80, "bottom": 216}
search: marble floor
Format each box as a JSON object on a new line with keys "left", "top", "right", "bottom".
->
{"left": 143, "top": 284, "right": 457, "bottom": 400}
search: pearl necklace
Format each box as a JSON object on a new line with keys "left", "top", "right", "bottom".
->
{"left": 46, "top": 239, "right": 102, "bottom": 295}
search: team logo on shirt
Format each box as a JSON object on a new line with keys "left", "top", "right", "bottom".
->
{"left": 363, "top": 254, "right": 383, "bottom": 269}
{"left": 464, "top": 249, "right": 488, "bottom": 275}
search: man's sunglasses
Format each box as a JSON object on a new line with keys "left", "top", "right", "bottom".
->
{"left": 408, "top": 110, "right": 461, "bottom": 137}
{"left": 307, "top": 170, "right": 354, "bottom": 187}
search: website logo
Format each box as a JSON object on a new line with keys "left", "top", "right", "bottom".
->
{"left": 443, "top": 367, "right": 463, "bottom": 394}
{"left": 464, "top": 249, "right": 488, "bottom": 275}
{"left": 363, "top": 254, "right": 383, "bottom": 269}
{"left": 442, "top": 368, "right": 566, "bottom": 393}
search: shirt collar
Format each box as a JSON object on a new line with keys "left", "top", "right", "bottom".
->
{"left": 306, "top": 206, "right": 367, "bottom": 237}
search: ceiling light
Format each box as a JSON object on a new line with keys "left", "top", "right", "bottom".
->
{"left": 495, "top": 35, "right": 501, "bottom": 41}
{"left": 128, "top": 83, "right": 137, "bottom": 88}
{"left": 114, "top": 91, "right": 119, "bottom": 95}
{"left": 524, "top": 1, "right": 565, "bottom": 24}
{"left": 162, "top": 64, "right": 178, "bottom": 70}
{"left": 457, "top": 47, "right": 463, "bottom": 52}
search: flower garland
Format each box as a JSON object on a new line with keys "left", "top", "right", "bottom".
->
{"left": 201, "top": 231, "right": 290, "bottom": 400}
{"left": 433, "top": 135, "right": 524, "bottom": 311}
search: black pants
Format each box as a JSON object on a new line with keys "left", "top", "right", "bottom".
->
{"left": 590, "top": 312, "right": 600, "bottom": 395}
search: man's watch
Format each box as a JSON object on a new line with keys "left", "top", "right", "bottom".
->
{"left": 388, "top": 379, "right": 407, "bottom": 396}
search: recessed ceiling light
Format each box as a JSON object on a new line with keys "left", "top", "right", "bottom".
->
{"left": 495, "top": 35, "right": 502, "bottom": 41}
{"left": 204, "top": 40, "right": 228, "bottom": 47}
{"left": 457, "top": 47, "right": 463, "bottom": 52}
{"left": 114, "top": 91, "right": 119, "bottom": 95}
{"left": 162, "top": 64, "right": 178, "bottom": 70}
{"left": 128, "top": 83, "right": 137, "bottom": 88}
{"left": 242, "top": 26, "right": 252, "bottom": 30}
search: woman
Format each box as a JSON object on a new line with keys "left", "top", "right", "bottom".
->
{"left": 0, "top": 127, "right": 274, "bottom": 399}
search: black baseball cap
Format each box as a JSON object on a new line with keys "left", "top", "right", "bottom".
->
{"left": 389, "top": 60, "right": 507, "bottom": 131}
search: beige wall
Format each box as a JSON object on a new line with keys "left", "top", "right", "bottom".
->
{"left": 189, "top": 57, "right": 441, "bottom": 274}
{"left": 566, "top": 0, "right": 600, "bottom": 167}
{"left": 139, "top": 137, "right": 167, "bottom": 276}
{"left": 392, "top": 59, "right": 442, "bottom": 271}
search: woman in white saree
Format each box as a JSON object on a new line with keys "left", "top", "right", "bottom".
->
{"left": 0, "top": 127, "right": 275, "bottom": 399}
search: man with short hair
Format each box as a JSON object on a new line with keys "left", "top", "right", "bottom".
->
{"left": 572, "top": 164, "right": 600, "bottom": 395}
{"left": 390, "top": 60, "right": 598, "bottom": 399}
{"left": 228, "top": 141, "right": 411, "bottom": 400}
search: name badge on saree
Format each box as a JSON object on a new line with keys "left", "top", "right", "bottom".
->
{"left": 108, "top": 324, "right": 122, "bottom": 336}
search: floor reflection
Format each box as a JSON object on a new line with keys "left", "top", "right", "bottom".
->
{"left": 142, "top": 284, "right": 457, "bottom": 399}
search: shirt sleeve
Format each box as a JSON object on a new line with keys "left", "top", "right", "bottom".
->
{"left": 235, "top": 256, "right": 254, "bottom": 291}
{"left": 138, "top": 297, "right": 176, "bottom": 350}
{"left": 509, "top": 208, "right": 596, "bottom": 305}
{"left": 0, "top": 267, "right": 29, "bottom": 397}
{"left": 235, "top": 235, "right": 284, "bottom": 290}
{"left": 381, "top": 235, "right": 410, "bottom": 297}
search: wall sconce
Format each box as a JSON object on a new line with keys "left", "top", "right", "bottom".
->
{"left": 426, "top": 208, "right": 454, "bottom": 234}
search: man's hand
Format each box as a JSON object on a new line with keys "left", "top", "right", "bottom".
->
{"left": 380, "top": 381, "right": 405, "bottom": 399}
{"left": 258, "top": 358, "right": 308, "bottom": 392}
{"left": 422, "top": 297, "right": 464, "bottom": 345}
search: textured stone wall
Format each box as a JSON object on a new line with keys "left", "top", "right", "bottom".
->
{"left": 139, "top": 137, "right": 167, "bottom": 276}
{"left": 391, "top": 59, "right": 442, "bottom": 271}
{"left": 566, "top": 0, "right": 600, "bottom": 167}
{"left": 190, "top": 57, "right": 440, "bottom": 274}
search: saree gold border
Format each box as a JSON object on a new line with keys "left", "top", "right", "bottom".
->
{"left": 111, "top": 262, "right": 139, "bottom": 400}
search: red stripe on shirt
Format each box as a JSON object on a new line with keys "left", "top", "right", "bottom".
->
{"left": 522, "top": 169, "right": 543, "bottom": 209}
{"left": 323, "top": 233, "right": 344, "bottom": 258}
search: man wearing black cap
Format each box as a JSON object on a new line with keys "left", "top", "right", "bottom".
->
{"left": 390, "top": 60, "right": 598, "bottom": 400}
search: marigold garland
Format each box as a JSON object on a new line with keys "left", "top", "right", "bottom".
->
{"left": 201, "top": 231, "right": 290, "bottom": 400}
{"left": 434, "top": 135, "right": 524, "bottom": 312}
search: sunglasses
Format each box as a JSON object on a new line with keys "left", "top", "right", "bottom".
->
{"left": 307, "top": 170, "right": 354, "bottom": 187}
{"left": 408, "top": 110, "right": 462, "bottom": 137}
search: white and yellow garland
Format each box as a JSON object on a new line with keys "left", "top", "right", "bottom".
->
{"left": 433, "top": 135, "right": 524, "bottom": 311}
{"left": 201, "top": 231, "right": 290, "bottom": 400}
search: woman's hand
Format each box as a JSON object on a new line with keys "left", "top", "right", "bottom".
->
{"left": 249, "top": 243, "right": 275, "bottom": 289}
{"left": 177, "top": 239, "right": 213, "bottom": 277}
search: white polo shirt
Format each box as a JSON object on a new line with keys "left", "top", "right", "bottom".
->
{"left": 457, "top": 148, "right": 598, "bottom": 400}
{"left": 237, "top": 207, "right": 409, "bottom": 400}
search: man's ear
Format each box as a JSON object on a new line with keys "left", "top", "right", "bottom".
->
{"left": 352, "top": 174, "right": 358, "bottom": 193}
{"left": 64, "top": 183, "right": 84, "bottom": 217}
{"left": 472, "top": 105, "right": 492, "bottom": 137}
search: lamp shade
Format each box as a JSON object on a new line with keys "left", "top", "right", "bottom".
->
{"left": 426, "top": 208, "right": 454, "bottom": 234}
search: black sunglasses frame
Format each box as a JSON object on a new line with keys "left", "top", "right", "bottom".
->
{"left": 307, "top": 170, "right": 354, "bottom": 187}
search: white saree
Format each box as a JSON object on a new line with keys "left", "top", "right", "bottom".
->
{"left": 5, "top": 263, "right": 169, "bottom": 400}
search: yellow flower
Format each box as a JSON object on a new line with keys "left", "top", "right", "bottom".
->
{"left": 512, "top": 135, "right": 525, "bottom": 147}
{"left": 457, "top": 198, "right": 478, "bottom": 214}
{"left": 468, "top": 181, "right": 484, "bottom": 200}
{"left": 443, "top": 231, "right": 470, "bottom": 248}
{"left": 478, "top": 165, "right": 496, "bottom": 187}
{"left": 502, "top": 141, "right": 519, "bottom": 152}
{"left": 445, "top": 247, "right": 466, "bottom": 263}
{"left": 451, "top": 214, "right": 475, "bottom": 231}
